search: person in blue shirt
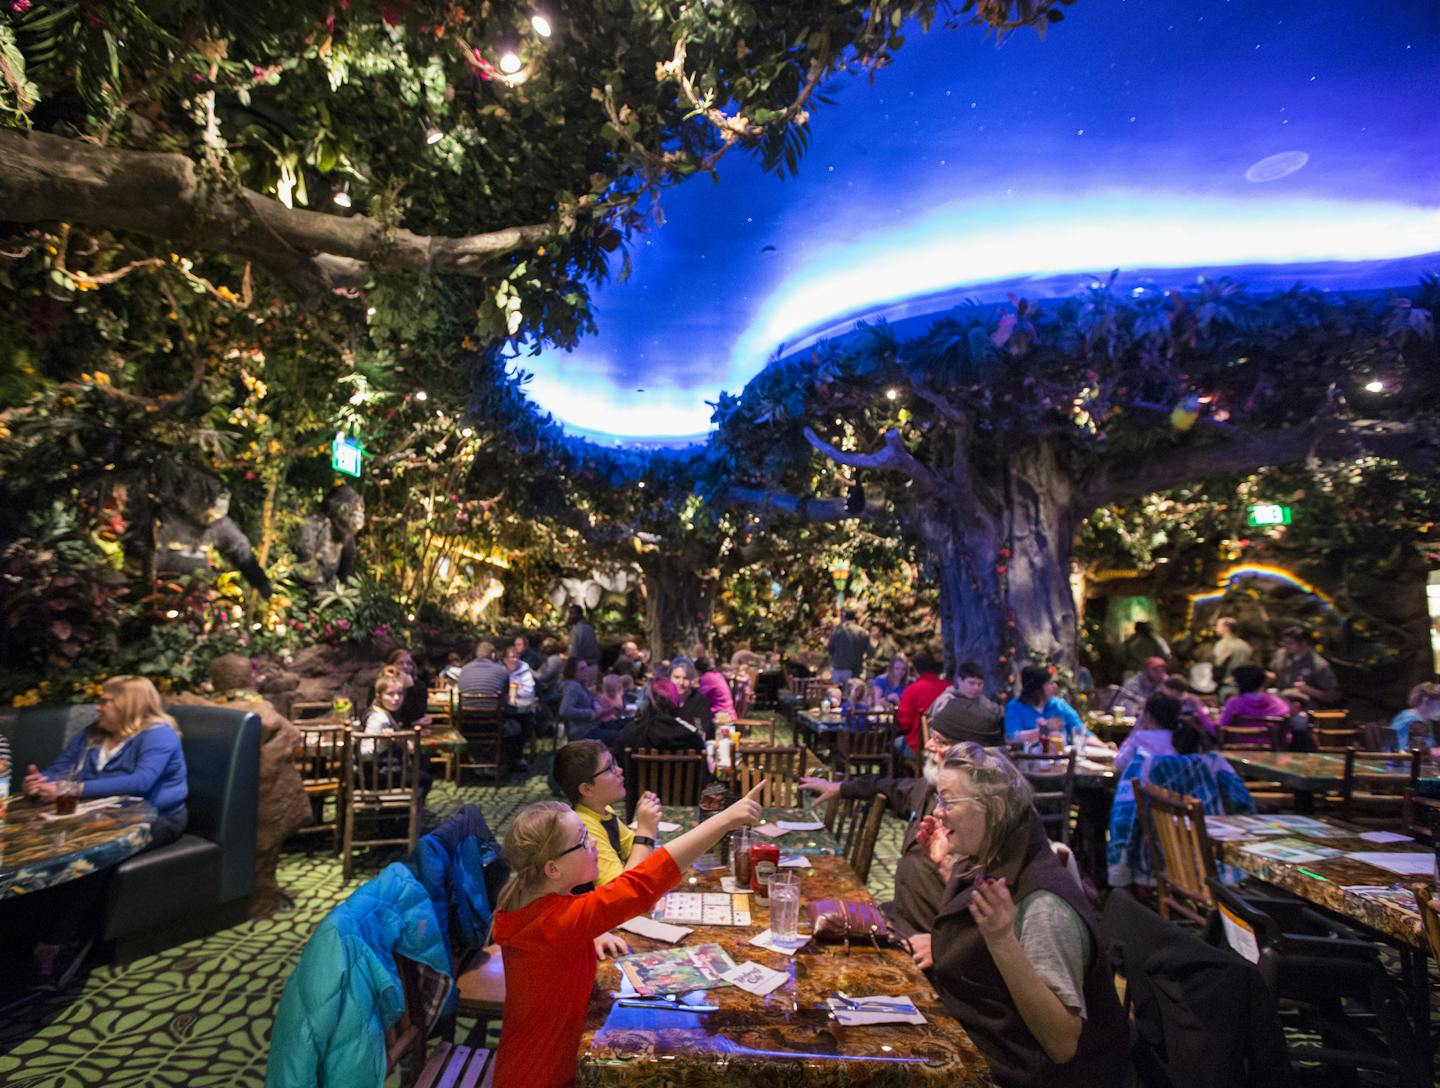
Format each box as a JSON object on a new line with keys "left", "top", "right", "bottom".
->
{"left": 19, "top": 674, "right": 189, "bottom": 989}
{"left": 1385, "top": 682, "right": 1440, "bottom": 752}
{"left": 870, "top": 653, "right": 911, "bottom": 708}
{"left": 1004, "top": 665, "right": 1085, "bottom": 748}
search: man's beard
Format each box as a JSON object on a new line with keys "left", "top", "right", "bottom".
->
{"left": 922, "top": 753, "right": 942, "bottom": 786}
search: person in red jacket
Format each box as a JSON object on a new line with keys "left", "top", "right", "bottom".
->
{"left": 897, "top": 650, "right": 949, "bottom": 758}
{"left": 489, "top": 781, "right": 765, "bottom": 1088}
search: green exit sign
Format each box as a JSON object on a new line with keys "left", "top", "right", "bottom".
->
{"left": 331, "top": 434, "right": 364, "bottom": 478}
{"left": 1247, "top": 503, "right": 1292, "bottom": 527}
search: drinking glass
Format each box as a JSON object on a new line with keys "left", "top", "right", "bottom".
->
{"left": 731, "top": 827, "right": 753, "bottom": 886}
{"left": 54, "top": 774, "right": 81, "bottom": 817}
{"left": 768, "top": 870, "right": 803, "bottom": 947}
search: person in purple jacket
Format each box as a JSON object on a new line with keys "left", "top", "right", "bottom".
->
{"left": 1218, "top": 665, "right": 1291, "bottom": 727}
{"left": 694, "top": 656, "right": 736, "bottom": 720}
{"left": 20, "top": 675, "right": 188, "bottom": 989}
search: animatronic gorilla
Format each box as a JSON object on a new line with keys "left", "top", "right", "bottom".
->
{"left": 153, "top": 468, "right": 273, "bottom": 596}
{"left": 292, "top": 485, "right": 365, "bottom": 588}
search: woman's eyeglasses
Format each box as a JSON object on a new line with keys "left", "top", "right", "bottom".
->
{"left": 556, "top": 827, "right": 592, "bottom": 858}
{"left": 933, "top": 793, "right": 984, "bottom": 814}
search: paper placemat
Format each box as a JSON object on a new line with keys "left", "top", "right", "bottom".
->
{"left": 776, "top": 820, "right": 825, "bottom": 832}
{"left": 778, "top": 855, "right": 812, "bottom": 869}
{"left": 619, "top": 915, "right": 693, "bottom": 943}
{"left": 825, "top": 995, "right": 926, "bottom": 1026}
{"left": 1344, "top": 851, "right": 1436, "bottom": 876}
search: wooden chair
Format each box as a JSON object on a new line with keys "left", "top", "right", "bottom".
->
{"left": 630, "top": 749, "right": 706, "bottom": 808}
{"left": 1312, "top": 709, "right": 1362, "bottom": 751}
{"left": 1009, "top": 750, "right": 1077, "bottom": 847}
{"left": 734, "top": 745, "right": 804, "bottom": 807}
{"left": 731, "top": 717, "right": 776, "bottom": 745}
{"left": 1136, "top": 781, "right": 1217, "bottom": 925}
{"left": 456, "top": 693, "right": 505, "bottom": 786}
{"left": 1219, "top": 715, "right": 1284, "bottom": 751}
{"left": 341, "top": 726, "right": 425, "bottom": 880}
{"left": 391, "top": 954, "right": 493, "bottom": 1088}
{"left": 1410, "top": 883, "right": 1440, "bottom": 968}
{"left": 1402, "top": 789, "right": 1440, "bottom": 846}
{"left": 456, "top": 944, "right": 506, "bottom": 1055}
{"left": 823, "top": 793, "right": 888, "bottom": 884}
{"left": 831, "top": 707, "right": 896, "bottom": 779}
{"left": 292, "top": 723, "right": 346, "bottom": 851}
{"left": 291, "top": 699, "right": 340, "bottom": 722}
{"left": 1340, "top": 748, "right": 1417, "bottom": 825}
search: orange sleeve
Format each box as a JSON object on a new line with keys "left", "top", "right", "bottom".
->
{"left": 546, "top": 847, "right": 683, "bottom": 942}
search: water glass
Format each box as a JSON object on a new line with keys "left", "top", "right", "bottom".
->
{"left": 768, "top": 870, "right": 803, "bottom": 948}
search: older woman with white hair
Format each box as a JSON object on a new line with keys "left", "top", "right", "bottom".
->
{"left": 919, "top": 743, "right": 1129, "bottom": 1087}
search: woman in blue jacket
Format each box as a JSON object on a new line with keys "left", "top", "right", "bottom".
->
{"left": 20, "top": 675, "right": 189, "bottom": 988}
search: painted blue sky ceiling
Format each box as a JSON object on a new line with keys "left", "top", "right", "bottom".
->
{"left": 515, "top": 0, "right": 1440, "bottom": 443}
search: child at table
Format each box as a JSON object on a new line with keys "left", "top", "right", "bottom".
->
{"left": 489, "top": 782, "right": 765, "bottom": 1088}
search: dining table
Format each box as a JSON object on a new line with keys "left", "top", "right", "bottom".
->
{"left": 575, "top": 852, "right": 993, "bottom": 1086}
{"left": 1, "top": 795, "right": 156, "bottom": 900}
{"left": 1226, "top": 751, "right": 1431, "bottom": 813}
{"left": 1208, "top": 810, "right": 1435, "bottom": 1067}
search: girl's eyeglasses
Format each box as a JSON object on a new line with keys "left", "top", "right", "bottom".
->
{"left": 556, "top": 827, "right": 592, "bottom": 858}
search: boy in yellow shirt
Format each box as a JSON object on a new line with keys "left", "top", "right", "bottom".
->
{"left": 553, "top": 740, "right": 663, "bottom": 886}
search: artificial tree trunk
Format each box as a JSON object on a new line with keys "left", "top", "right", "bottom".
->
{"left": 921, "top": 442, "right": 1080, "bottom": 689}
{"left": 640, "top": 552, "right": 718, "bottom": 661}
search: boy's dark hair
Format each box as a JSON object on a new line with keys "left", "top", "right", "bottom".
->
{"left": 553, "top": 740, "right": 609, "bottom": 805}
{"left": 912, "top": 651, "right": 940, "bottom": 675}
{"left": 956, "top": 661, "right": 985, "bottom": 681}
{"left": 1231, "top": 664, "right": 1266, "bottom": 694}
{"left": 1281, "top": 625, "right": 1310, "bottom": 644}
{"left": 1143, "top": 692, "right": 1182, "bottom": 731}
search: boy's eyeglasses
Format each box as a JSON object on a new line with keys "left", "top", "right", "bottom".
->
{"left": 588, "top": 760, "right": 620, "bottom": 780}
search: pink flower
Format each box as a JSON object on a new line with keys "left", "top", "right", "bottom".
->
{"left": 85, "top": 12, "right": 99, "bottom": 27}
{"left": 380, "top": 3, "right": 400, "bottom": 25}
{"left": 11, "top": 1, "right": 33, "bottom": 13}
{"left": 339, "top": 0, "right": 349, "bottom": 7}
{"left": 191, "top": 73, "right": 204, "bottom": 84}
{"left": 325, "top": 12, "right": 335, "bottom": 30}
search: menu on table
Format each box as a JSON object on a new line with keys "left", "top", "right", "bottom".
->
{"left": 659, "top": 891, "right": 753, "bottom": 926}
{"left": 614, "top": 944, "right": 737, "bottom": 996}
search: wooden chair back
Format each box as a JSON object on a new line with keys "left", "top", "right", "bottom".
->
{"left": 291, "top": 699, "right": 340, "bottom": 722}
{"left": 457, "top": 692, "right": 505, "bottom": 785}
{"left": 1136, "top": 781, "right": 1217, "bottom": 925}
{"left": 1340, "top": 748, "right": 1416, "bottom": 824}
{"left": 1219, "top": 715, "right": 1284, "bottom": 751}
{"left": 393, "top": 954, "right": 494, "bottom": 1088}
{"left": 1411, "top": 884, "right": 1440, "bottom": 969}
{"left": 631, "top": 749, "right": 706, "bottom": 808}
{"left": 1009, "top": 750, "right": 1077, "bottom": 847}
{"left": 823, "top": 793, "right": 888, "bottom": 884}
{"left": 1312, "top": 710, "right": 1362, "bottom": 751}
{"left": 1402, "top": 787, "right": 1440, "bottom": 846}
{"left": 835, "top": 707, "right": 896, "bottom": 777}
{"left": 341, "top": 726, "right": 424, "bottom": 879}
{"left": 734, "top": 745, "right": 803, "bottom": 807}
{"left": 788, "top": 676, "right": 826, "bottom": 706}
{"left": 293, "top": 723, "right": 346, "bottom": 791}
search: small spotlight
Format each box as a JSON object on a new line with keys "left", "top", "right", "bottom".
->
{"left": 424, "top": 126, "right": 445, "bottom": 146}
{"left": 637, "top": 480, "right": 646, "bottom": 488}
{"left": 366, "top": 306, "right": 377, "bottom": 316}
{"left": 165, "top": 610, "right": 180, "bottom": 619}
{"left": 885, "top": 388, "right": 898, "bottom": 401}
{"left": 407, "top": 613, "right": 416, "bottom": 622}
{"left": 461, "top": 427, "right": 474, "bottom": 437}
{"left": 531, "top": 14, "right": 552, "bottom": 37}
{"left": 1364, "top": 379, "right": 1385, "bottom": 393}
{"left": 415, "top": 390, "right": 429, "bottom": 402}
{"left": 499, "top": 52, "right": 522, "bottom": 74}
{"left": 333, "top": 182, "right": 352, "bottom": 209}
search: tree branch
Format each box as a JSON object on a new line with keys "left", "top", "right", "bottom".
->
{"left": 0, "top": 129, "right": 552, "bottom": 299}
{"left": 723, "top": 486, "right": 885, "bottom": 523}
{"left": 1080, "top": 419, "right": 1440, "bottom": 511}
{"left": 803, "top": 426, "right": 942, "bottom": 495}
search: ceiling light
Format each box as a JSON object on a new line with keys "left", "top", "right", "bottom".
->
{"left": 1364, "top": 379, "right": 1385, "bottom": 393}
{"left": 424, "top": 125, "right": 445, "bottom": 146}
{"left": 499, "top": 52, "right": 522, "bottom": 74}
{"left": 165, "top": 610, "right": 179, "bottom": 619}
{"left": 415, "top": 390, "right": 429, "bottom": 402}
{"left": 531, "top": 14, "right": 552, "bottom": 37}
{"left": 885, "top": 388, "right": 898, "bottom": 400}
{"left": 333, "top": 181, "right": 352, "bottom": 209}
{"left": 461, "top": 427, "right": 474, "bottom": 437}
{"left": 366, "top": 306, "right": 377, "bottom": 316}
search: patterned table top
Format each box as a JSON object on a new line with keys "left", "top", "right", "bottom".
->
{"left": 1, "top": 795, "right": 155, "bottom": 900}
{"left": 577, "top": 854, "right": 991, "bottom": 1086}
{"left": 1210, "top": 813, "right": 1431, "bottom": 947}
{"left": 1228, "top": 751, "right": 1430, "bottom": 792}
{"left": 658, "top": 807, "right": 842, "bottom": 857}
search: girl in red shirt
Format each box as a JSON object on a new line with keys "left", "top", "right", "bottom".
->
{"left": 490, "top": 782, "right": 764, "bottom": 1088}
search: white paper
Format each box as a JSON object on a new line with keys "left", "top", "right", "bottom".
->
{"left": 629, "top": 820, "right": 681, "bottom": 832}
{"left": 721, "top": 961, "right": 790, "bottom": 996}
{"left": 825, "top": 996, "right": 926, "bottom": 1026}
{"left": 778, "top": 855, "right": 812, "bottom": 869}
{"left": 751, "top": 823, "right": 785, "bottom": 838}
{"left": 776, "top": 820, "right": 825, "bottom": 832}
{"left": 750, "top": 929, "right": 807, "bottom": 956}
{"left": 1218, "top": 905, "right": 1261, "bottom": 965}
{"left": 720, "top": 877, "right": 753, "bottom": 895}
{"left": 1345, "top": 851, "right": 1437, "bottom": 876}
{"left": 1357, "top": 831, "right": 1414, "bottom": 844}
{"left": 618, "top": 916, "right": 693, "bottom": 943}
{"left": 38, "top": 797, "right": 123, "bottom": 821}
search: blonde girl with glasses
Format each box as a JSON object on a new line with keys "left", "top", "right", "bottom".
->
{"left": 489, "top": 781, "right": 765, "bottom": 1088}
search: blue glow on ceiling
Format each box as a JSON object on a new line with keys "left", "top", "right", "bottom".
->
{"left": 517, "top": 0, "right": 1440, "bottom": 443}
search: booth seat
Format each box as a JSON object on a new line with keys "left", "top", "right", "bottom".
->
{"left": 6, "top": 704, "right": 260, "bottom": 957}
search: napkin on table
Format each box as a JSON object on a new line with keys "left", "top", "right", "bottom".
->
{"left": 825, "top": 995, "right": 927, "bottom": 1026}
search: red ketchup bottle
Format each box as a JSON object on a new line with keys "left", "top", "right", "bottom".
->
{"left": 750, "top": 842, "right": 780, "bottom": 903}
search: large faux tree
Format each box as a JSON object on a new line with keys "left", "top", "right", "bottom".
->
{"left": 710, "top": 276, "right": 1440, "bottom": 687}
